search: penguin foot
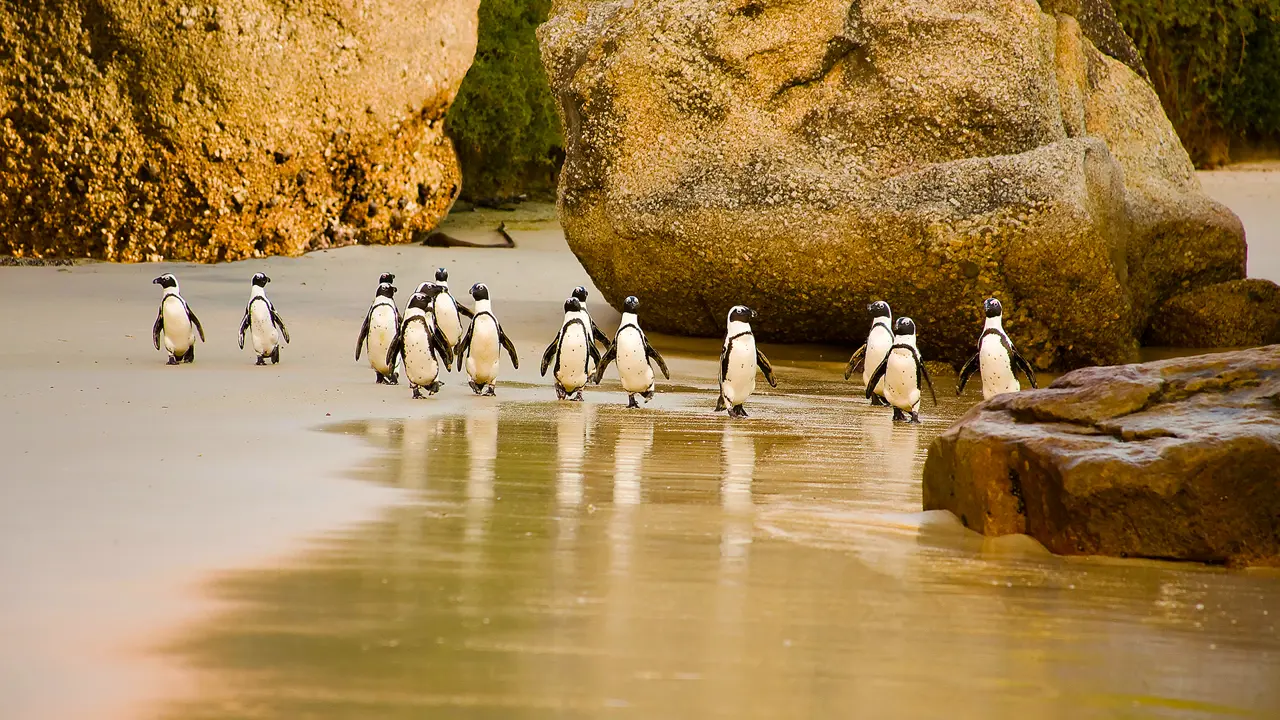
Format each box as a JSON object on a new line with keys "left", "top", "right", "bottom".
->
{"left": 641, "top": 389, "right": 655, "bottom": 402}
{"left": 573, "top": 390, "right": 585, "bottom": 402}
{"left": 183, "top": 347, "right": 195, "bottom": 363}
{"left": 483, "top": 385, "right": 496, "bottom": 397}
{"left": 271, "top": 347, "right": 280, "bottom": 364}
{"left": 411, "top": 385, "right": 423, "bottom": 399}
{"left": 729, "top": 405, "right": 748, "bottom": 419}
{"left": 387, "top": 373, "right": 400, "bottom": 385}
{"left": 892, "top": 407, "right": 906, "bottom": 422}
{"left": 166, "top": 356, "right": 180, "bottom": 366}
{"left": 714, "top": 394, "right": 726, "bottom": 412}
{"left": 870, "top": 394, "right": 887, "bottom": 407}
{"left": 627, "top": 394, "right": 640, "bottom": 409}
{"left": 468, "top": 381, "right": 483, "bottom": 395}
{"left": 375, "top": 372, "right": 386, "bottom": 384}
{"left": 255, "top": 356, "right": 267, "bottom": 366}
{"left": 427, "top": 381, "right": 444, "bottom": 395}
{"left": 908, "top": 411, "right": 922, "bottom": 424}
{"left": 555, "top": 384, "right": 567, "bottom": 401}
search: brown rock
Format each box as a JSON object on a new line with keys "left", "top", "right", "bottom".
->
{"left": 922, "top": 346, "right": 1280, "bottom": 567}
{"left": 0, "top": 0, "right": 478, "bottom": 262}
{"left": 1146, "top": 279, "right": 1280, "bottom": 348}
{"left": 538, "top": 0, "right": 1247, "bottom": 369}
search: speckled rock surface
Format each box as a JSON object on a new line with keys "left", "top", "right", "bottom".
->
{"left": 1146, "top": 279, "right": 1280, "bottom": 348}
{"left": 539, "top": 0, "right": 1247, "bottom": 368}
{"left": 922, "top": 345, "right": 1280, "bottom": 567}
{"left": 0, "top": 0, "right": 477, "bottom": 262}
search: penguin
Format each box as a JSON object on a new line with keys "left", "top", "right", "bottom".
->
{"left": 151, "top": 273, "right": 205, "bottom": 365}
{"left": 418, "top": 267, "right": 472, "bottom": 356}
{"left": 715, "top": 305, "right": 777, "bottom": 418}
{"left": 541, "top": 297, "right": 593, "bottom": 401}
{"left": 957, "top": 297, "right": 1038, "bottom": 400}
{"left": 864, "top": 317, "right": 938, "bottom": 423}
{"left": 844, "top": 301, "right": 893, "bottom": 406}
{"left": 455, "top": 283, "right": 519, "bottom": 396}
{"left": 356, "top": 281, "right": 401, "bottom": 384}
{"left": 386, "top": 288, "right": 455, "bottom": 399}
{"left": 237, "top": 273, "right": 290, "bottom": 365}
{"left": 570, "top": 286, "right": 612, "bottom": 358}
{"left": 589, "top": 296, "right": 670, "bottom": 408}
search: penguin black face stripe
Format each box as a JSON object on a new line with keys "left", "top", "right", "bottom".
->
{"left": 252, "top": 273, "right": 270, "bottom": 287}
{"left": 984, "top": 297, "right": 1003, "bottom": 318}
{"left": 728, "top": 305, "right": 757, "bottom": 323}
{"left": 894, "top": 317, "right": 917, "bottom": 336}
{"left": 152, "top": 274, "right": 178, "bottom": 289}
{"left": 471, "top": 283, "right": 490, "bottom": 301}
{"left": 572, "top": 286, "right": 589, "bottom": 303}
{"left": 867, "top": 300, "right": 890, "bottom": 319}
{"left": 623, "top": 296, "right": 640, "bottom": 313}
{"left": 378, "top": 272, "right": 395, "bottom": 285}
{"left": 435, "top": 267, "right": 448, "bottom": 282}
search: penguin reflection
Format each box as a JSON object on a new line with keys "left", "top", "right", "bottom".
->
{"left": 720, "top": 424, "right": 755, "bottom": 564}
{"left": 555, "top": 405, "right": 588, "bottom": 510}
{"left": 606, "top": 415, "right": 654, "bottom": 640}
{"left": 465, "top": 405, "right": 499, "bottom": 545}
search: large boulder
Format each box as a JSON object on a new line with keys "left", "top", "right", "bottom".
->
{"left": 538, "top": 0, "right": 1249, "bottom": 369}
{"left": 922, "top": 346, "right": 1280, "bottom": 567}
{"left": 1146, "top": 279, "right": 1280, "bottom": 349}
{"left": 0, "top": 0, "right": 478, "bottom": 262}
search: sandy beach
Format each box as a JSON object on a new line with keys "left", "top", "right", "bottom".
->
{"left": 2, "top": 172, "right": 1279, "bottom": 719}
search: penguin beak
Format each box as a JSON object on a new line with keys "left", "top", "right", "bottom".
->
{"left": 749, "top": 308, "right": 758, "bottom": 320}
{"left": 152, "top": 276, "right": 162, "bottom": 285}
{"left": 264, "top": 276, "right": 271, "bottom": 284}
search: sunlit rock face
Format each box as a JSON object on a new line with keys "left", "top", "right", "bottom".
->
{"left": 923, "top": 345, "right": 1280, "bottom": 567}
{"left": 0, "top": 0, "right": 478, "bottom": 262}
{"left": 538, "top": 0, "right": 1248, "bottom": 369}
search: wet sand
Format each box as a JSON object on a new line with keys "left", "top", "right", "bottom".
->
{"left": 1, "top": 176, "right": 1279, "bottom": 719}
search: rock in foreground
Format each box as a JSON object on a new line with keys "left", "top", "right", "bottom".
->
{"left": 923, "top": 346, "right": 1280, "bottom": 567}
{"left": 538, "top": 0, "right": 1248, "bottom": 369}
{"left": 0, "top": 0, "right": 478, "bottom": 262}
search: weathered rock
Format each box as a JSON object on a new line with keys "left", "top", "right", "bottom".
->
{"left": 0, "top": 0, "right": 478, "bottom": 262}
{"left": 538, "top": 0, "right": 1248, "bottom": 369}
{"left": 1146, "top": 279, "right": 1280, "bottom": 348}
{"left": 922, "top": 346, "right": 1280, "bottom": 567}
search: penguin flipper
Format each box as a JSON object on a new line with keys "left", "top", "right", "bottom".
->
{"left": 843, "top": 344, "right": 867, "bottom": 380}
{"left": 718, "top": 344, "right": 729, "bottom": 386}
{"left": 957, "top": 352, "right": 980, "bottom": 396}
{"left": 356, "top": 308, "right": 373, "bottom": 361}
{"left": 385, "top": 325, "right": 404, "bottom": 369}
{"left": 1007, "top": 339, "right": 1038, "bottom": 389}
{"left": 152, "top": 308, "right": 164, "bottom": 351}
{"left": 756, "top": 348, "right": 778, "bottom": 388}
{"left": 715, "top": 393, "right": 726, "bottom": 412}
{"left": 270, "top": 305, "right": 290, "bottom": 344}
{"left": 457, "top": 302, "right": 474, "bottom": 320}
{"left": 913, "top": 348, "right": 938, "bottom": 406}
{"left": 456, "top": 322, "right": 474, "bottom": 372}
{"left": 541, "top": 333, "right": 560, "bottom": 377}
{"left": 643, "top": 338, "right": 670, "bottom": 380}
{"left": 430, "top": 320, "right": 455, "bottom": 369}
{"left": 865, "top": 356, "right": 891, "bottom": 400}
{"left": 186, "top": 304, "right": 206, "bottom": 342}
{"left": 590, "top": 319, "right": 611, "bottom": 350}
{"left": 238, "top": 309, "right": 250, "bottom": 350}
{"left": 498, "top": 325, "right": 519, "bottom": 369}
{"left": 590, "top": 344, "right": 617, "bottom": 384}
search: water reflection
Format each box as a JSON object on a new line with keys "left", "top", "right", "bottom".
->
{"left": 164, "top": 390, "right": 1280, "bottom": 719}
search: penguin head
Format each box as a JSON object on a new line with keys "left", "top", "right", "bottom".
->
{"left": 378, "top": 272, "right": 395, "bottom": 285}
{"left": 984, "top": 297, "right": 1003, "bottom": 318}
{"left": 572, "top": 286, "right": 589, "bottom": 303}
{"left": 435, "top": 267, "right": 448, "bottom": 282}
{"left": 251, "top": 272, "right": 270, "bottom": 287}
{"left": 564, "top": 297, "right": 582, "bottom": 314}
{"left": 894, "top": 316, "right": 917, "bottom": 337}
{"left": 728, "top": 305, "right": 756, "bottom": 324}
{"left": 407, "top": 292, "right": 433, "bottom": 311}
{"left": 470, "top": 283, "right": 489, "bottom": 301}
{"left": 867, "top": 300, "right": 891, "bottom": 319}
{"left": 152, "top": 273, "right": 177, "bottom": 289}
{"left": 623, "top": 296, "right": 640, "bottom": 313}
{"left": 376, "top": 283, "right": 397, "bottom": 299}
{"left": 417, "top": 282, "right": 444, "bottom": 299}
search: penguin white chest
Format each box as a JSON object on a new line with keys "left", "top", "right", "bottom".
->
{"left": 161, "top": 296, "right": 194, "bottom": 354}
{"left": 366, "top": 305, "right": 397, "bottom": 374}
{"left": 555, "top": 323, "right": 589, "bottom": 392}
{"left": 402, "top": 321, "right": 440, "bottom": 387}
{"left": 467, "top": 316, "right": 501, "bottom": 384}
{"left": 883, "top": 348, "right": 922, "bottom": 412}
{"left": 721, "top": 336, "right": 757, "bottom": 405}
{"left": 615, "top": 327, "right": 653, "bottom": 393}
{"left": 435, "top": 295, "right": 463, "bottom": 348}
{"left": 979, "top": 334, "right": 1019, "bottom": 400}
{"left": 864, "top": 326, "right": 893, "bottom": 395}
{"left": 249, "top": 300, "right": 277, "bottom": 354}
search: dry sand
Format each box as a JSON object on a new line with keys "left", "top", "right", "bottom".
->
{"left": 1, "top": 174, "right": 1278, "bottom": 720}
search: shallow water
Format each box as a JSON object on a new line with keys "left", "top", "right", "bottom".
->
{"left": 164, "top": 381, "right": 1280, "bottom": 719}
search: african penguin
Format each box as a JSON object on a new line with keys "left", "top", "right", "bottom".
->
{"left": 715, "top": 305, "right": 777, "bottom": 418}
{"left": 387, "top": 288, "right": 454, "bottom": 399}
{"left": 420, "top": 268, "right": 471, "bottom": 356}
{"left": 151, "top": 273, "right": 205, "bottom": 365}
{"left": 844, "top": 301, "right": 893, "bottom": 406}
{"left": 957, "top": 297, "right": 1038, "bottom": 400}
{"left": 541, "top": 297, "right": 592, "bottom": 401}
{"left": 456, "top": 283, "right": 519, "bottom": 396}
{"left": 590, "top": 296, "right": 670, "bottom": 408}
{"left": 237, "top": 273, "right": 290, "bottom": 365}
{"left": 865, "top": 317, "right": 937, "bottom": 423}
{"left": 570, "top": 286, "right": 612, "bottom": 363}
{"left": 356, "top": 281, "right": 401, "bottom": 384}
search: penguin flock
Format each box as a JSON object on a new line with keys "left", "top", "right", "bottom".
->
{"left": 150, "top": 270, "right": 1038, "bottom": 419}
